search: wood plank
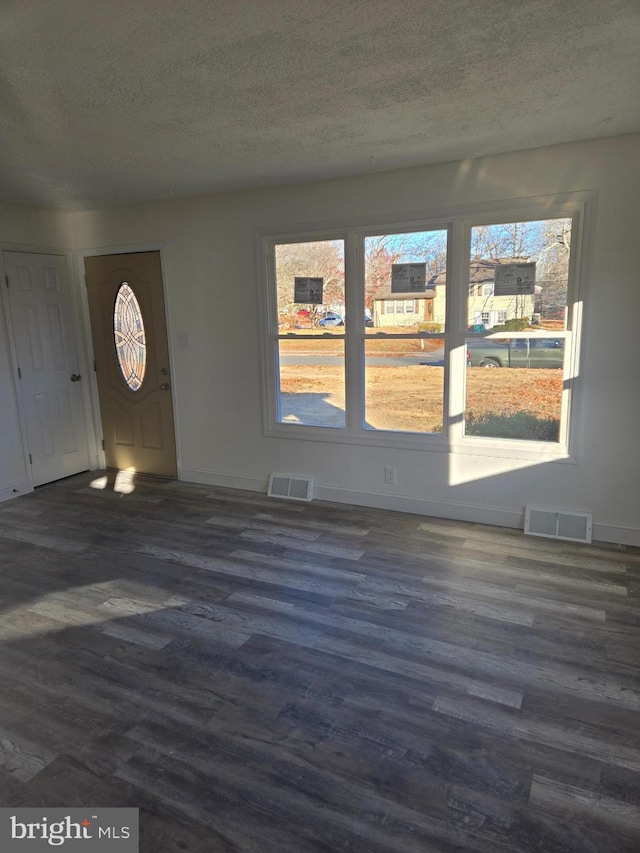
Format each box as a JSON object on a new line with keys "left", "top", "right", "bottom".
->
{"left": 432, "top": 694, "right": 640, "bottom": 773}
{"left": 530, "top": 774, "right": 640, "bottom": 837}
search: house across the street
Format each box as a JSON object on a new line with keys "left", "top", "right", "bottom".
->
{"left": 373, "top": 259, "right": 552, "bottom": 329}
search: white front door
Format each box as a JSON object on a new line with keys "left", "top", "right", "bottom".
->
{"left": 4, "top": 251, "right": 90, "bottom": 486}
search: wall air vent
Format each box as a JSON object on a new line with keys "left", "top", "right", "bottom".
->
{"left": 268, "top": 474, "right": 314, "bottom": 502}
{"left": 525, "top": 505, "right": 593, "bottom": 544}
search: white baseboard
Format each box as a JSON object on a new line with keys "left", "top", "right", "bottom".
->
{"left": 0, "top": 479, "right": 32, "bottom": 503}
{"left": 178, "top": 468, "right": 640, "bottom": 547}
{"left": 179, "top": 467, "right": 268, "bottom": 493}
{"left": 178, "top": 468, "right": 523, "bottom": 528}
{"left": 592, "top": 521, "right": 640, "bottom": 548}
{"left": 314, "top": 484, "right": 524, "bottom": 529}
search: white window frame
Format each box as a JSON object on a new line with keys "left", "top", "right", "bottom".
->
{"left": 383, "top": 299, "right": 416, "bottom": 314}
{"left": 256, "top": 191, "right": 593, "bottom": 462}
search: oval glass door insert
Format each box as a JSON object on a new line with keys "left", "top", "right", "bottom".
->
{"left": 113, "top": 282, "right": 147, "bottom": 391}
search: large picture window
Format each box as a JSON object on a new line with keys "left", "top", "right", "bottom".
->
{"left": 260, "top": 193, "right": 589, "bottom": 458}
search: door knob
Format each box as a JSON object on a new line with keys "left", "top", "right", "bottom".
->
{"left": 70, "top": 373, "right": 82, "bottom": 382}
{"left": 160, "top": 383, "right": 170, "bottom": 391}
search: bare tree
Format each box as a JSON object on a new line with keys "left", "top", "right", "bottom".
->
{"left": 275, "top": 241, "right": 344, "bottom": 327}
{"left": 364, "top": 235, "right": 403, "bottom": 310}
{"left": 471, "top": 222, "right": 537, "bottom": 260}
{"left": 409, "top": 231, "right": 448, "bottom": 276}
{"left": 535, "top": 219, "right": 571, "bottom": 320}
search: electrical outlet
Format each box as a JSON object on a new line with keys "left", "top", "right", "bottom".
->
{"left": 384, "top": 466, "right": 396, "bottom": 485}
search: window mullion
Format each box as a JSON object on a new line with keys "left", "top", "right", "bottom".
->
{"left": 263, "top": 242, "right": 281, "bottom": 432}
{"left": 345, "top": 230, "right": 363, "bottom": 434}
{"left": 447, "top": 219, "right": 469, "bottom": 442}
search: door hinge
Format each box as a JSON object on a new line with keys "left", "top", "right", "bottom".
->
{"left": 5, "top": 275, "right": 9, "bottom": 288}
{"left": 93, "top": 359, "right": 97, "bottom": 372}
{"left": 17, "top": 367, "right": 21, "bottom": 379}
{"left": 101, "top": 439, "right": 105, "bottom": 450}
{"left": 28, "top": 453, "right": 32, "bottom": 465}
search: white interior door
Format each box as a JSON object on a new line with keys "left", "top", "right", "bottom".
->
{"left": 4, "top": 251, "right": 90, "bottom": 486}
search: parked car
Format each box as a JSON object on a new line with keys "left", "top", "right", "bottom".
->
{"left": 318, "top": 314, "right": 344, "bottom": 327}
{"left": 318, "top": 314, "right": 344, "bottom": 326}
{"left": 317, "top": 314, "right": 373, "bottom": 328}
{"left": 466, "top": 337, "right": 564, "bottom": 368}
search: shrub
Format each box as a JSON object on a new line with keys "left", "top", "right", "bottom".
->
{"left": 465, "top": 410, "right": 560, "bottom": 442}
{"left": 491, "top": 318, "right": 531, "bottom": 332}
{"left": 417, "top": 322, "right": 443, "bottom": 333}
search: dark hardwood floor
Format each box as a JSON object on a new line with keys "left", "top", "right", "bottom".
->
{"left": 0, "top": 471, "right": 639, "bottom": 852}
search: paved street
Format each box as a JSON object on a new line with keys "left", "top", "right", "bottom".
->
{"left": 279, "top": 352, "right": 445, "bottom": 367}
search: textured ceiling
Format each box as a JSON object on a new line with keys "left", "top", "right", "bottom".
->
{"left": 1, "top": 0, "right": 639, "bottom": 209}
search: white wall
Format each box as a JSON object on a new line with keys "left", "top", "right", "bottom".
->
{"left": 0, "top": 204, "right": 73, "bottom": 500}
{"left": 67, "top": 134, "right": 640, "bottom": 544}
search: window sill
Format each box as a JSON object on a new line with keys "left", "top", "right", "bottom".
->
{"left": 265, "top": 422, "right": 575, "bottom": 462}
{"left": 449, "top": 437, "right": 574, "bottom": 463}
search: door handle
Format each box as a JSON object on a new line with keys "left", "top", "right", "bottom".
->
{"left": 160, "top": 383, "right": 170, "bottom": 391}
{"left": 70, "top": 373, "right": 82, "bottom": 382}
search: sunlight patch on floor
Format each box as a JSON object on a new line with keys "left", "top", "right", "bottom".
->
{"left": 89, "top": 468, "right": 137, "bottom": 495}
{"left": 114, "top": 468, "right": 136, "bottom": 494}
{"left": 0, "top": 580, "right": 185, "bottom": 641}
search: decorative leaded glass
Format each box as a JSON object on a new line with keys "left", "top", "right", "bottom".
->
{"left": 113, "top": 283, "right": 146, "bottom": 391}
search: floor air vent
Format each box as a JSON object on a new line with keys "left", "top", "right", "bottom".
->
{"left": 268, "top": 474, "right": 314, "bottom": 502}
{"left": 525, "top": 505, "right": 593, "bottom": 544}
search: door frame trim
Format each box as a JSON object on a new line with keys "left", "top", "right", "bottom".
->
{"left": 0, "top": 241, "right": 95, "bottom": 492}
{"left": 75, "top": 242, "right": 181, "bottom": 477}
